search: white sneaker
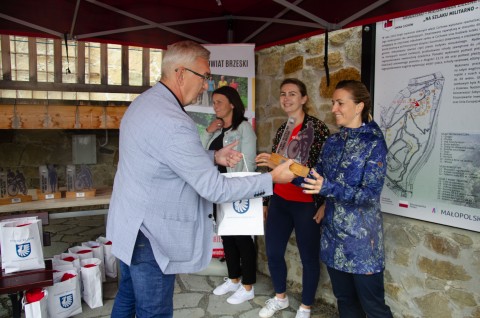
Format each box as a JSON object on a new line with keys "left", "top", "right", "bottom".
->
{"left": 259, "top": 296, "right": 289, "bottom": 318}
{"left": 227, "top": 285, "right": 254, "bottom": 304}
{"left": 295, "top": 308, "right": 311, "bottom": 318}
{"left": 213, "top": 277, "right": 240, "bottom": 295}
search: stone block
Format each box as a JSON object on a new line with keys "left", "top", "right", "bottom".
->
{"left": 345, "top": 39, "right": 362, "bottom": 64}
{"left": 417, "top": 257, "right": 471, "bottom": 281}
{"left": 319, "top": 67, "right": 360, "bottom": 98}
{"left": 304, "top": 37, "right": 325, "bottom": 55}
{"left": 447, "top": 288, "right": 477, "bottom": 307}
{"left": 284, "top": 56, "right": 304, "bottom": 74}
{"left": 414, "top": 292, "right": 453, "bottom": 318}
{"left": 258, "top": 51, "right": 283, "bottom": 76}
{"left": 424, "top": 233, "right": 460, "bottom": 258}
{"left": 329, "top": 29, "right": 354, "bottom": 46}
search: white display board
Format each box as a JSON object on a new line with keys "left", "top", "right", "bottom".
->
{"left": 185, "top": 44, "right": 256, "bottom": 136}
{"left": 374, "top": 1, "right": 480, "bottom": 232}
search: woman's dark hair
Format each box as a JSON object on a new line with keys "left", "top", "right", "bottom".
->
{"left": 335, "top": 80, "right": 372, "bottom": 123}
{"left": 212, "top": 86, "right": 247, "bottom": 130}
{"left": 280, "top": 78, "right": 311, "bottom": 114}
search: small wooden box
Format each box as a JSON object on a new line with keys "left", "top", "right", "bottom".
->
{"left": 270, "top": 153, "right": 310, "bottom": 177}
{"left": 65, "top": 189, "right": 96, "bottom": 199}
{"left": 0, "top": 194, "right": 33, "bottom": 205}
{"left": 36, "top": 189, "right": 62, "bottom": 200}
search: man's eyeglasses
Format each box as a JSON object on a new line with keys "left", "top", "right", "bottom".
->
{"left": 177, "top": 67, "right": 210, "bottom": 82}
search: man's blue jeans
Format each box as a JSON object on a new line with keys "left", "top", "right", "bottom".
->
{"left": 111, "top": 230, "right": 175, "bottom": 318}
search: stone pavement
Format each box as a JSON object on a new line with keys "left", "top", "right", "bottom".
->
{"left": 0, "top": 214, "right": 339, "bottom": 317}
{"left": 1, "top": 264, "right": 339, "bottom": 318}
{"left": 78, "top": 266, "right": 339, "bottom": 318}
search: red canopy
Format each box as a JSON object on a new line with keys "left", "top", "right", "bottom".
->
{"left": 0, "top": 0, "right": 474, "bottom": 49}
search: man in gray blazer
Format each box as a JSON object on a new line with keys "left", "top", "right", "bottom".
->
{"left": 107, "top": 40, "right": 295, "bottom": 317}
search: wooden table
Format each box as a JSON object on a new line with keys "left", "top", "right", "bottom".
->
{"left": 0, "top": 260, "right": 53, "bottom": 318}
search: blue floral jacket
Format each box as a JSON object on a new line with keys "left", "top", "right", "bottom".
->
{"left": 315, "top": 121, "right": 387, "bottom": 274}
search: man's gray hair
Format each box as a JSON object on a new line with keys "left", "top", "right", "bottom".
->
{"left": 161, "top": 41, "right": 210, "bottom": 79}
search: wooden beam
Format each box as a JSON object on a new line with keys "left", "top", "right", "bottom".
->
{"left": 121, "top": 45, "right": 129, "bottom": 86}
{"left": 77, "top": 41, "right": 85, "bottom": 84}
{"left": 0, "top": 80, "right": 149, "bottom": 94}
{"left": 100, "top": 43, "right": 107, "bottom": 85}
{"left": 0, "top": 105, "right": 14, "bottom": 128}
{"left": 54, "top": 39, "right": 62, "bottom": 83}
{"left": 1, "top": 35, "right": 12, "bottom": 81}
{"left": 28, "top": 38, "right": 37, "bottom": 82}
{"left": 142, "top": 47, "right": 150, "bottom": 86}
{"left": 0, "top": 104, "right": 127, "bottom": 129}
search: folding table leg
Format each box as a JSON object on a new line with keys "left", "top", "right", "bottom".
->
{"left": 8, "top": 291, "right": 23, "bottom": 318}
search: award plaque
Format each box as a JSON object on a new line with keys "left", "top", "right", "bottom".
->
{"left": 269, "top": 117, "right": 315, "bottom": 177}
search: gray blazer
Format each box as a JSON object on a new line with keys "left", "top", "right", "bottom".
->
{"left": 106, "top": 83, "right": 272, "bottom": 274}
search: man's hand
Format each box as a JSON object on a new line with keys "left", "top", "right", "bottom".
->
{"left": 215, "top": 140, "right": 243, "bottom": 167}
{"left": 269, "top": 159, "right": 295, "bottom": 184}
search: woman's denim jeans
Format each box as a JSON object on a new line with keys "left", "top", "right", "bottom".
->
{"left": 111, "top": 231, "right": 175, "bottom": 318}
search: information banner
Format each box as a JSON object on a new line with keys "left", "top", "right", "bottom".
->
{"left": 374, "top": 1, "right": 480, "bottom": 232}
{"left": 185, "top": 44, "right": 255, "bottom": 136}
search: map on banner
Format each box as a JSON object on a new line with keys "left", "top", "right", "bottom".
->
{"left": 374, "top": 1, "right": 480, "bottom": 232}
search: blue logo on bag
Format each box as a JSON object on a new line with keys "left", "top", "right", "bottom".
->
{"left": 233, "top": 200, "right": 250, "bottom": 214}
{"left": 16, "top": 243, "right": 31, "bottom": 258}
{"left": 60, "top": 294, "right": 74, "bottom": 308}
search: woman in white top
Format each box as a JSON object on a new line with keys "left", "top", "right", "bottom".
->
{"left": 201, "top": 86, "right": 257, "bottom": 305}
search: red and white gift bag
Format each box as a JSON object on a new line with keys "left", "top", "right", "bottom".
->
{"left": 68, "top": 246, "right": 93, "bottom": 260}
{"left": 80, "top": 258, "right": 103, "bottom": 309}
{"left": 46, "top": 269, "right": 82, "bottom": 318}
{"left": 22, "top": 288, "right": 48, "bottom": 318}
{"left": 82, "top": 241, "right": 106, "bottom": 282}
{"left": 96, "top": 236, "right": 117, "bottom": 278}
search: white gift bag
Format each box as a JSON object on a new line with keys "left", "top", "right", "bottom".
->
{"left": 52, "top": 262, "right": 75, "bottom": 272}
{"left": 54, "top": 253, "right": 81, "bottom": 272}
{"left": 68, "top": 246, "right": 93, "bottom": 260}
{"left": 22, "top": 288, "right": 48, "bottom": 318}
{"left": 80, "top": 258, "right": 103, "bottom": 309}
{"left": 0, "top": 216, "right": 43, "bottom": 247}
{"left": 216, "top": 172, "right": 264, "bottom": 236}
{"left": 0, "top": 219, "right": 45, "bottom": 273}
{"left": 46, "top": 269, "right": 82, "bottom": 318}
{"left": 82, "top": 241, "right": 106, "bottom": 282}
{"left": 96, "top": 236, "right": 117, "bottom": 278}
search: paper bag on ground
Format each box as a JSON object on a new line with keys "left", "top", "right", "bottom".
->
{"left": 68, "top": 246, "right": 93, "bottom": 260}
{"left": 96, "top": 236, "right": 117, "bottom": 278}
{"left": 23, "top": 288, "right": 48, "bottom": 318}
{"left": 46, "top": 269, "right": 82, "bottom": 318}
{"left": 216, "top": 172, "right": 264, "bottom": 236}
{"left": 80, "top": 258, "right": 103, "bottom": 309}
{"left": 82, "top": 241, "right": 106, "bottom": 282}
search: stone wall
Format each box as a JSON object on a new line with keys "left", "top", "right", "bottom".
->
{"left": 254, "top": 26, "right": 480, "bottom": 317}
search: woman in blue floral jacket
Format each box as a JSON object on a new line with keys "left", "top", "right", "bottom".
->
{"left": 302, "top": 80, "right": 393, "bottom": 318}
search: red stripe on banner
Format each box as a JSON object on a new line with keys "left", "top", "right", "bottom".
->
{"left": 399, "top": 203, "right": 409, "bottom": 208}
